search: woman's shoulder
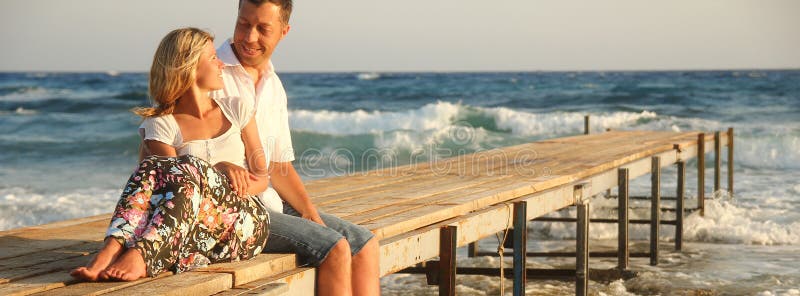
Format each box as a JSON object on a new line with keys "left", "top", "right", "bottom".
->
{"left": 139, "top": 114, "right": 179, "bottom": 143}
{"left": 140, "top": 114, "right": 176, "bottom": 129}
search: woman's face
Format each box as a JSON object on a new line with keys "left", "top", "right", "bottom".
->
{"left": 195, "top": 42, "right": 224, "bottom": 91}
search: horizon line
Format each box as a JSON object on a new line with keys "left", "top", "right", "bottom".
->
{"left": 1, "top": 67, "right": 799, "bottom": 74}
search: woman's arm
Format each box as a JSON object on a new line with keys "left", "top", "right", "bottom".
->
{"left": 143, "top": 139, "right": 178, "bottom": 157}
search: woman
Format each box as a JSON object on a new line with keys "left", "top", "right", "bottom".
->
{"left": 71, "top": 27, "right": 270, "bottom": 281}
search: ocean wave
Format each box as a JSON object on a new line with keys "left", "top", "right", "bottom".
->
{"left": 356, "top": 72, "right": 381, "bottom": 81}
{"left": 289, "top": 101, "right": 661, "bottom": 136}
{"left": 683, "top": 198, "right": 800, "bottom": 245}
{"left": 0, "top": 86, "right": 114, "bottom": 102}
{"left": 0, "top": 187, "right": 118, "bottom": 231}
{"left": 736, "top": 133, "right": 800, "bottom": 170}
{"left": 488, "top": 107, "right": 658, "bottom": 136}
{"left": 288, "top": 101, "right": 800, "bottom": 171}
{"left": 0, "top": 106, "right": 38, "bottom": 116}
{"left": 290, "top": 101, "right": 462, "bottom": 135}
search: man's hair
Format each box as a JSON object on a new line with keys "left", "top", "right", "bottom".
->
{"left": 239, "top": 0, "right": 293, "bottom": 24}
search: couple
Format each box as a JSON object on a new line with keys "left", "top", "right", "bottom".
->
{"left": 70, "top": 1, "right": 380, "bottom": 295}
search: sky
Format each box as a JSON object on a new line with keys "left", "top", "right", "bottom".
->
{"left": 1, "top": 0, "right": 799, "bottom": 72}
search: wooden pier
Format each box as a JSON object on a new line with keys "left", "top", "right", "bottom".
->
{"left": 0, "top": 128, "right": 733, "bottom": 296}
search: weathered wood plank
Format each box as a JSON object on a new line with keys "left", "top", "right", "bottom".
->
{"left": 102, "top": 272, "right": 232, "bottom": 296}
{"left": 323, "top": 175, "right": 510, "bottom": 215}
{"left": 0, "top": 270, "right": 78, "bottom": 296}
{"left": 312, "top": 173, "right": 475, "bottom": 207}
{"left": 0, "top": 220, "right": 107, "bottom": 260}
{"left": 196, "top": 253, "right": 297, "bottom": 287}
{"left": 0, "top": 254, "right": 91, "bottom": 285}
{"left": 251, "top": 268, "right": 315, "bottom": 296}
{"left": 0, "top": 242, "right": 98, "bottom": 271}
{"left": 213, "top": 283, "right": 288, "bottom": 296}
{"left": 339, "top": 177, "right": 529, "bottom": 225}
{"left": 31, "top": 273, "right": 170, "bottom": 296}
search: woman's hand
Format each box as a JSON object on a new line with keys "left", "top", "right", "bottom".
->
{"left": 214, "top": 161, "right": 257, "bottom": 197}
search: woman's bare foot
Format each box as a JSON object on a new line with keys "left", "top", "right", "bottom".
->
{"left": 70, "top": 238, "right": 124, "bottom": 281}
{"left": 100, "top": 248, "right": 147, "bottom": 281}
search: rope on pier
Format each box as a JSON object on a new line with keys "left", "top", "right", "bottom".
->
{"left": 496, "top": 202, "right": 513, "bottom": 295}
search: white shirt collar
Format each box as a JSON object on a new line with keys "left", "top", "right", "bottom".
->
{"left": 218, "top": 38, "right": 275, "bottom": 75}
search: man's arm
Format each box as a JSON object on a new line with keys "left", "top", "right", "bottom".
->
{"left": 269, "top": 161, "right": 325, "bottom": 226}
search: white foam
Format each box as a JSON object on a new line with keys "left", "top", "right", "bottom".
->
{"left": 0, "top": 187, "right": 118, "bottom": 231}
{"left": 736, "top": 133, "right": 800, "bottom": 170}
{"left": 356, "top": 72, "right": 380, "bottom": 80}
{"left": 288, "top": 101, "right": 666, "bottom": 140}
{"left": 488, "top": 107, "right": 658, "bottom": 136}
{"left": 683, "top": 198, "right": 800, "bottom": 245}
{"left": 289, "top": 101, "right": 461, "bottom": 135}
{"left": 0, "top": 87, "right": 113, "bottom": 102}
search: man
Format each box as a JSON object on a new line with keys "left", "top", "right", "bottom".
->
{"left": 211, "top": 1, "right": 380, "bottom": 295}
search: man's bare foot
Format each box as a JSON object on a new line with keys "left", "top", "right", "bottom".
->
{"left": 100, "top": 248, "right": 147, "bottom": 281}
{"left": 70, "top": 238, "right": 124, "bottom": 281}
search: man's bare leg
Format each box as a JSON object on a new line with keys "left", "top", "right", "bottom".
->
{"left": 318, "top": 239, "right": 353, "bottom": 296}
{"left": 70, "top": 237, "right": 124, "bottom": 281}
{"left": 351, "top": 238, "right": 380, "bottom": 296}
{"left": 100, "top": 247, "right": 147, "bottom": 281}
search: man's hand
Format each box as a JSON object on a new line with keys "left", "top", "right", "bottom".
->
{"left": 302, "top": 211, "right": 326, "bottom": 226}
{"left": 270, "top": 161, "right": 326, "bottom": 226}
{"left": 214, "top": 161, "right": 257, "bottom": 197}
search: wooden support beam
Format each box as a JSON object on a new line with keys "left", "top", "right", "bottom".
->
{"left": 728, "top": 127, "right": 734, "bottom": 196}
{"left": 714, "top": 131, "right": 722, "bottom": 193}
{"left": 513, "top": 201, "right": 528, "bottom": 296}
{"left": 467, "top": 242, "right": 477, "bottom": 258}
{"left": 619, "top": 195, "right": 679, "bottom": 201}
{"left": 584, "top": 115, "right": 590, "bottom": 135}
{"left": 617, "top": 168, "right": 629, "bottom": 271}
{"left": 676, "top": 161, "right": 685, "bottom": 251}
{"left": 576, "top": 200, "right": 590, "bottom": 296}
{"left": 438, "top": 225, "right": 457, "bottom": 296}
{"left": 475, "top": 251, "right": 652, "bottom": 258}
{"left": 697, "top": 133, "right": 706, "bottom": 216}
{"left": 533, "top": 217, "right": 679, "bottom": 225}
{"left": 399, "top": 266, "right": 637, "bottom": 282}
{"left": 650, "top": 156, "right": 661, "bottom": 266}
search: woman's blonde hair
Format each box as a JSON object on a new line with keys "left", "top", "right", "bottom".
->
{"left": 133, "top": 27, "right": 214, "bottom": 118}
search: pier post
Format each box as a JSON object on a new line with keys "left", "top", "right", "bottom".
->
{"left": 714, "top": 131, "right": 721, "bottom": 193}
{"left": 676, "top": 161, "right": 685, "bottom": 251}
{"left": 467, "top": 242, "right": 477, "bottom": 258}
{"left": 650, "top": 156, "right": 661, "bottom": 266}
{"left": 513, "top": 201, "right": 528, "bottom": 296}
{"left": 728, "top": 127, "right": 734, "bottom": 196}
{"left": 438, "top": 225, "right": 457, "bottom": 296}
{"left": 617, "top": 168, "right": 629, "bottom": 270}
{"left": 697, "top": 133, "right": 705, "bottom": 216}
{"left": 576, "top": 198, "right": 590, "bottom": 296}
{"left": 584, "top": 115, "right": 590, "bottom": 135}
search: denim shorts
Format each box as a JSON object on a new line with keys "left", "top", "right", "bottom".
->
{"left": 262, "top": 203, "right": 375, "bottom": 267}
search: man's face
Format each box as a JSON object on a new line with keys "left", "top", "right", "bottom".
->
{"left": 233, "top": 1, "right": 290, "bottom": 69}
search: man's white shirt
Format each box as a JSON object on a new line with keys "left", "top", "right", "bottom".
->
{"left": 211, "top": 39, "right": 295, "bottom": 213}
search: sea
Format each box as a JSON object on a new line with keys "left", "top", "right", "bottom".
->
{"left": 1, "top": 70, "right": 798, "bottom": 295}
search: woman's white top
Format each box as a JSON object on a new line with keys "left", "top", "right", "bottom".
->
{"left": 138, "top": 96, "right": 254, "bottom": 169}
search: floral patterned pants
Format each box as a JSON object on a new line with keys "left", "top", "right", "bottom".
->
{"left": 105, "top": 155, "right": 270, "bottom": 276}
